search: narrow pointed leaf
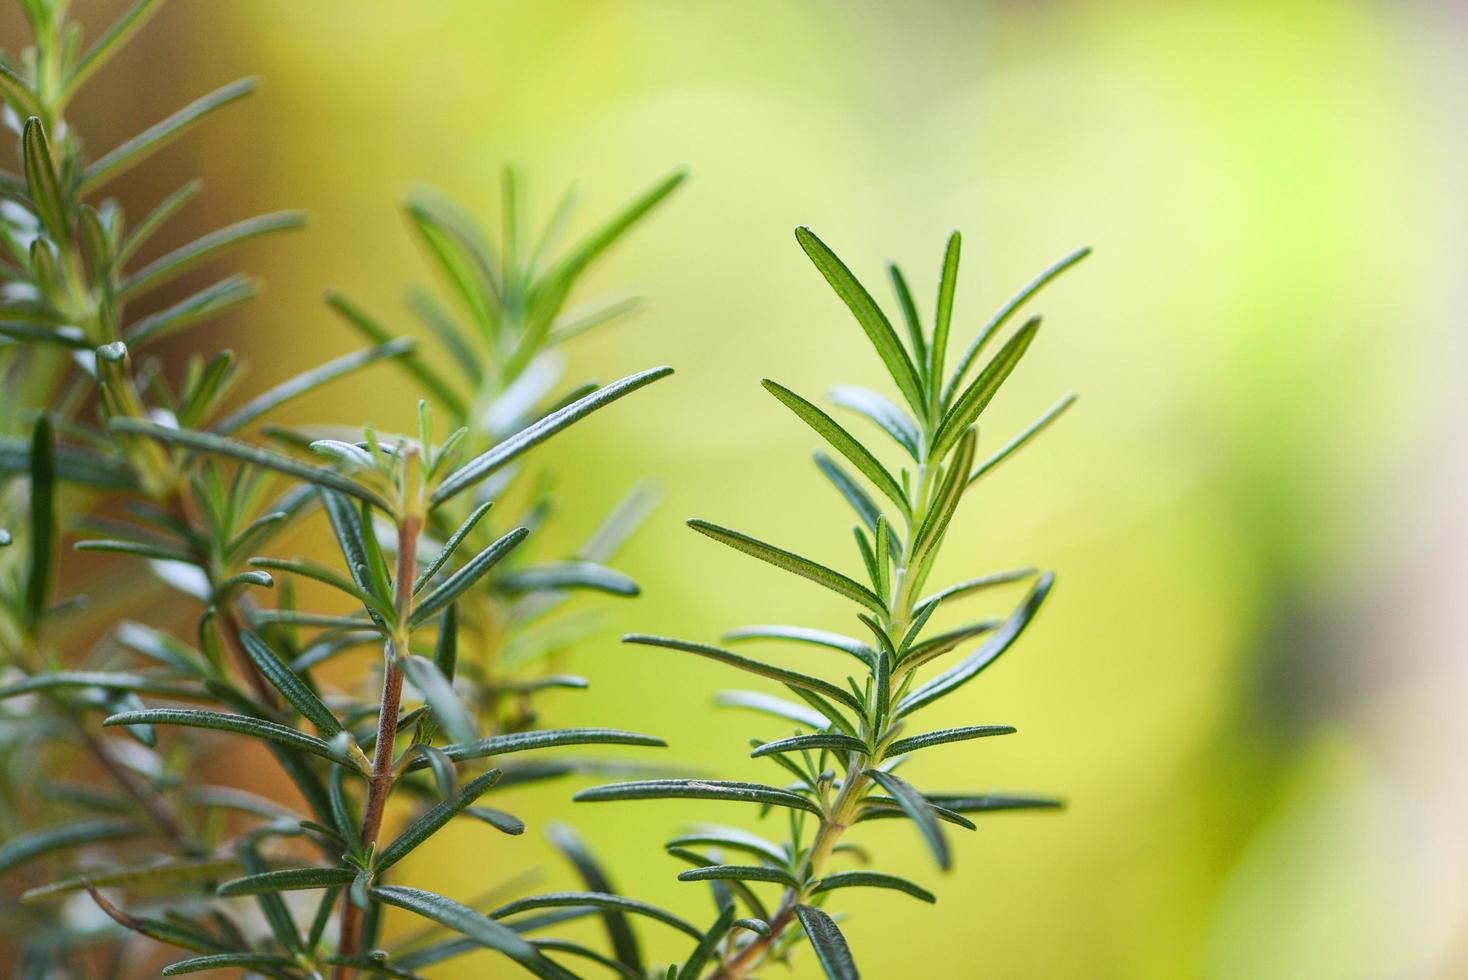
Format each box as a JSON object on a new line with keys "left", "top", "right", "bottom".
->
{"left": 797, "top": 904, "right": 860, "bottom": 980}
{"left": 22, "top": 118, "right": 68, "bottom": 243}
{"left": 625, "top": 634, "right": 862, "bottom": 712}
{"left": 238, "top": 630, "right": 345, "bottom": 738}
{"left": 943, "top": 246, "right": 1090, "bottom": 406}
{"left": 491, "top": 891, "right": 702, "bottom": 941}
{"left": 410, "top": 527, "right": 529, "bottom": 626}
{"left": 434, "top": 367, "right": 673, "bottom": 504}
{"left": 103, "top": 709, "right": 354, "bottom": 767}
{"left": 864, "top": 769, "right": 949, "bottom": 870}
{"left": 931, "top": 317, "right": 1040, "bottom": 460}
{"left": 751, "top": 732, "right": 867, "bottom": 758}
{"left": 109, "top": 418, "right": 389, "bottom": 510}
{"left": 575, "top": 779, "right": 820, "bottom": 816}
{"left": 405, "top": 728, "right": 666, "bottom": 772}
{"left": 886, "top": 725, "right": 1015, "bottom": 756}
{"left": 214, "top": 339, "right": 414, "bottom": 434}
{"left": 216, "top": 867, "right": 356, "bottom": 897}
{"left": 896, "top": 573, "right": 1054, "bottom": 717}
{"left": 376, "top": 769, "right": 503, "bottom": 871}
{"left": 686, "top": 520, "right": 883, "bottom": 615}
{"left": 812, "top": 871, "right": 934, "bottom": 903}
{"left": 161, "top": 954, "right": 296, "bottom": 976}
{"left": 795, "top": 226, "right": 923, "bottom": 416}
{"left": 966, "top": 393, "right": 1077, "bottom": 487}
{"left": 400, "top": 654, "right": 477, "bottom": 745}
{"left": 121, "top": 211, "right": 306, "bottom": 300}
{"left": 713, "top": 690, "right": 828, "bottom": 730}
{"left": 24, "top": 415, "right": 55, "bottom": 630}
{"left": 413, "top": 500, "right": 493, "bottom": 594}
{"left": 677, "top": 865, "right": 799, "bottom": 888}
{"left": 930, "top": 231, "right": 961, "bottom": 409}
{"left": 369, "top": 886, "right": 571, "bottom": 979}
{"left": 81, "top": 78, "right": 257, "bottom": 192}
{"left": 0, "top": 818, "right": 140, "bottom": 875}
{"left": 496, "top": 560, "right": 638, "bottom": 597}
{"left": 763, "top": 380, "right": 908, "bottom": 514}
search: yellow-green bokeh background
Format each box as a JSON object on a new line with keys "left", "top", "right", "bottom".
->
{"left": 30, "top": 0, "right": 1468, "bottom": 976}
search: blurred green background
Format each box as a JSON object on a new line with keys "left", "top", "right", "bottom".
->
{"left": 25, "top": 0, "right": 1468, "bottom": 976}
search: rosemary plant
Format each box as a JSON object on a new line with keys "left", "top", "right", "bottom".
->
{"left": 574, "top": 229, "right": 1088, "bottom": 978}
{"left": 0, "top": 1, "right": 685, "bottom": 977}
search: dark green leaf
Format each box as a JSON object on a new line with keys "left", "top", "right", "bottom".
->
{"left": 763, "top": 380, "right": 908, "bottom": 514}
{"left": 796, "top": 904, "right": 860, "bottom": 980}
{"left": 410, "top": 527, "right": 529, "bottom": 626}
{"left": 887, "top": 261, "right": 927, "bottom": 383}
{"left": 376, "top": 768, "right": 503, "bottom": 871}
{"left": 121, "top": 211, "right": 306, "bottom": 300}
{"left": 238, "top": 630, "right": 346, "bottom": 739}
{"left": 402, "top": 727, "right": 666, "bottom": 773}
{"left": 216, "top": 866, "right": 355, "bottom": 897}
{"left": 682, "top": 904, "right": 736, "bottom": 980}
{"left": 811, "top": 871, "right": 934, "bottom": 903}
{"left": 624, "top": 633, "right": 862, "bottom": 712}
{"left": 751, "top": 733, "right": 867, "bottom": 758}
{"left": 434, "top": 367, "right": 674, "bottom": 504}
{"left": 795, "top": 226, "right": 924, "bottom": 416}
{"left": 686, "top": 520, "right": 883, "bottom": 615}
{"left": 491, "top": 891, "right": 702, "bottom": 941}
{"left": 885, "top": 725, "right": 1014, "bottom": 756}
{"left": 676, "top": 865, "right": 799, "bottom": 888}
{"left": 574, "top": 779, "right": 820, "bottom": 816}
{"left": 931, "top": 317, "right": 1041, "bottom": 461}
{"left": 414, "top": 500, "right": 493, "bottom": 594}
{"left": 896, "top": 573, "right": 1054, "bottom": 717}
{"left": 863, "top": 769, "right": 949, "bottom": 870}
{"left": 24, "top": 415, "right": 54, "bottom": 631}
{"left": 371, "top": 885, "right": 574, "bottom": 979}
{"left": 926, "top": 794, "right": 1064, "bottom": 814}
{"left": 102, "top": 708, "right": 358, "bottom": 768}
{"left": 943, "top": 245, "right": 1090, "bottom": 407}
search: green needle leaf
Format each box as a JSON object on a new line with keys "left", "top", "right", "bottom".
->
{"left": 490, "top": 891, "right": 703, "bottom": 942}
{"left": 434, "top": 366, "right": 673, "bottom": 504}
{"left": 864, "top": 769, "right": 950, "bottom": 870}
{"left": 216, "top": 867, "right": 356, "bottom": 897}
{"left": 677, "top": 865, "right": 799, "bottom": 888}
{"left": 120, "top": 211, "right": 307, "bottom": 301}
{"left": 161, "top": 954, "right": 297, "bottom": 976}
{"left": 624, "top": 634, "right": 862, "bottom": 712}
{"left": 931, "top": 316, "right": 1041, "bottom": 461}
{"left": 403, "top": 727, "right": 665, "bottom": 772}
{"left": 966, "top": 393, "right": 1077, "bottom": 487}
{"left": 22, "top": 118, "right": 69, "bottom": 244}
{"left": 574, "top": 779, "right": 822, "bottom": 816}
{"left": 370, "top": 886, "right": 573, "bottom": 980}
{"left": 763, "top": 380, "right": 909, "bottom": 515}
{"left": 750, "top": 732, "right": 867, "bottom": 758}
{"left": 811, "top": 871, "right": 935, "bottom": 904}
{"left": 82, "top": 78, "right": 257, "bottom": 193}
{"left": 685, "top": 520, "right": 884, "bottom": 615}
{"left": 214, "top": 339, "right": 414, "bottom": 435}
{"left": 238, "top": 631, "right": 346, "bottom": 739}
{"left": 103, "top": 709, "right": 357, "bottom": 768}
{"left": 24, "top": 415, "right": 55, "bottom": 632}
{"left": 410, "top": 527, "right": 530, "bottom": 627}
{"left": 795, "top": 226, "right": 924, "bottom": 417}
{"left": 109, "top": 418, "right": 390, "bottom": 510}
{"left": 896, "top": 573, "right": 1055, "bottom": 717}
{"left": 796, "top": 904, "right": 860, "bottom": 980}
{"left": 376, "top": 769, "right": 503, "bottom": 872}
{"left": 943, "top": 245, "right": 1090, "bottom": 407}
{"left": 885, "top": 725, "right": 1015, "bottom": 756}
